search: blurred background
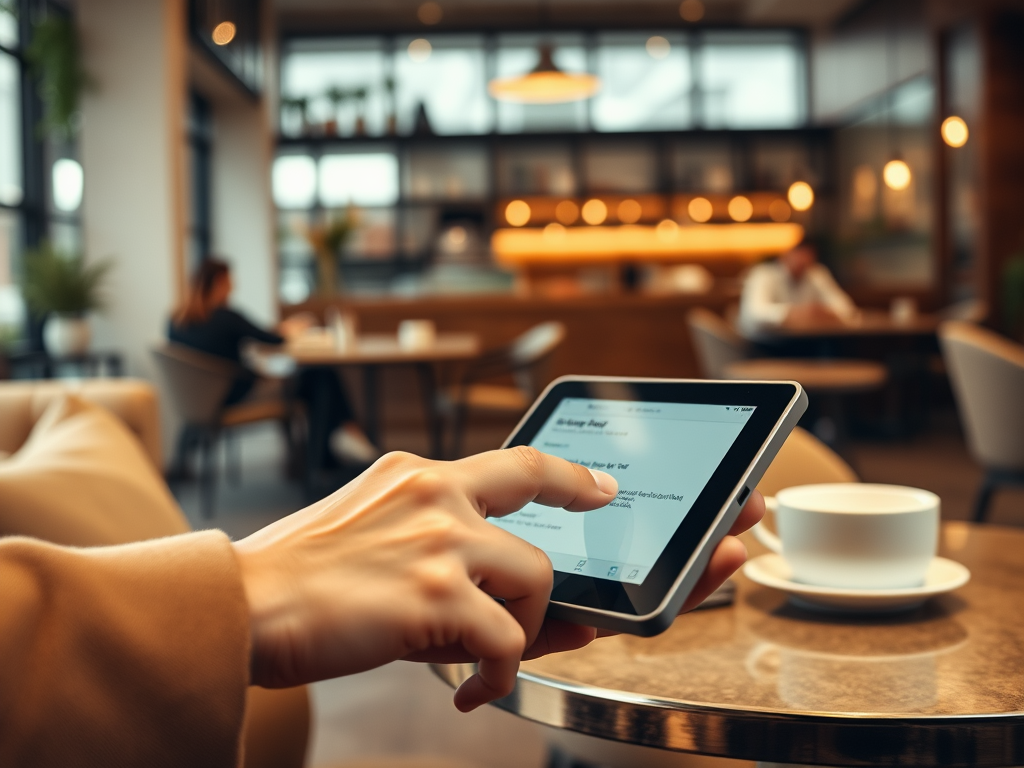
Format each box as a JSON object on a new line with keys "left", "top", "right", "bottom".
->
{"left": 1, "top": 0, "right": 1023, "bottom": 766}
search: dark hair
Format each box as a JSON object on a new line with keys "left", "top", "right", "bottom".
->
{"left": 172, "top": 258, "right": 230, "bottom": 326}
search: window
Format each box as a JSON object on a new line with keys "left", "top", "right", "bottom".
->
{"left": 592, "top": 32, "right": 692, "bottom": 132}
{"left": 280, "top": 38, "right": 388, "bottom": 138}
{"left": 394, "top": 35, "right": 490, "bottom": 135}
{"left": 700, "top": 32, "right": 806, "bottom": 128}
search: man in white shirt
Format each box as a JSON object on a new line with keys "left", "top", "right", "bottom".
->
{"left": 738, "top": 239, "right": 858, "bottom": 339}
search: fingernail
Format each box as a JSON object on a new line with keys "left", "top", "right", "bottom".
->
{"left": 589, "top": 468, "right": 618, "bottom": 495}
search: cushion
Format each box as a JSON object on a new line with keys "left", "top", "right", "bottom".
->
{"left": 0, "top": 395, "right": 190, "bottom": 547}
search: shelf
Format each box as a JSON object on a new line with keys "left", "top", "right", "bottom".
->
{"left": 276, "top": 126, "right": 835, "bottom": 148}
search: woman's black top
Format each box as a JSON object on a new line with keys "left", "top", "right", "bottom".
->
{"left": 168, "top": 307, "right": 283, "bottom": 364}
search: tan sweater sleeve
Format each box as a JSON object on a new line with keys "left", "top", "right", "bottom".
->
{"left": 0, "top": 530, "right": 251, "bottom": 768}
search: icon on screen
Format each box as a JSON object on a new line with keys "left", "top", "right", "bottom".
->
{"left": 627, "top": 569, "right": 639, "bottom": 579}
{"left": 574, "top": 560, "right": 586, "bottom": 572}
{"left": 608, "top": 566, "right": 619, "bottom": 577}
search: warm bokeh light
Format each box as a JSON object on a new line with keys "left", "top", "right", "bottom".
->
{"left": 853, "top": 165, "right": 877, "bottom": 201}
{"left": 768, "top": 199, "right": 791, "bottom": 222}
{"left": 646, "top": 36, "right": 671, "bottom": 59}
{"left": 941, "top": 116, "right": 969, "bottom": 148}
{"left": 408, "top": 38, "right": 432, "bottom": 62}
{"left": 787, "top": 181, "right": 814, "bottom": 211}
{"left": 617, "top": 199, "right": 642, "bottom": 224}
{"left": 728, "top": 195, "right": 753, "bottom": 222}
{"left": 543, "top": 222, "right": 567, "bottom": 241}
{"left": 688, "top": 196, "right": 713, "bottom": 223}
{"left": 212, "top": 21, "right": 236, "bottom": 46}
{"left": 417, "top": 1, "right": 443, "bottom": 25}
{"left": 679, "top": 0, "right": 705, "bottom": 22}
{"left": 505, "top": 200, "right": 531, "bottom": 227}
{"left": 489, "top": 71, "right": 600, "bottom": 104}
{"left": 656, "top": 219, "right": 679, "bottom": 241}
{"left": 581, "top": 199, "right": 608, "bottom": 225}
{"left": 555, "top": 199, "right": 579, "bottom": 224}
{"left": 492, "top": 222, "right": 806, "bottom": 264}
{"left": 883, "top": 159, "right": 912, "bottom": 191}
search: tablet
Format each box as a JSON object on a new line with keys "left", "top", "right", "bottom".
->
{"left": 491, "top": 376, "right": 806, "bottom": 636}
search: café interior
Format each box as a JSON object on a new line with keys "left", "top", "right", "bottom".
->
{"left": 2, "top": 0, "right": 1024, "bottom": 766}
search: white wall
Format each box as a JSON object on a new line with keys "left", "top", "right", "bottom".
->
{"left": 211, "top": 98, "right": 276, "bottom": 328}
{"left": 78, "top": 0, "right": 187, "bottom": 457}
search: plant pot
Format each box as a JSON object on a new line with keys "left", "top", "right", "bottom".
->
{"left": 43, "top": 314, "right": 90, "bottom": 357}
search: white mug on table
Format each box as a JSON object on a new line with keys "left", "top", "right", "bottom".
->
{"left": 753, "top": 483, "right": 940, "bottom": 590}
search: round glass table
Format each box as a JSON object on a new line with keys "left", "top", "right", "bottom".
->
{"left": 433, "top": 523, "right": 1024, "bottom": 767}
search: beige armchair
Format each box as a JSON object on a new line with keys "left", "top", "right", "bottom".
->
{"left": 0, "top": 378, "right": 309, "bottom": 768}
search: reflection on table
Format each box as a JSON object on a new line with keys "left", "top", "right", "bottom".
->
{"left": 434, "top": 522, "right": 1024, "bottom": 767}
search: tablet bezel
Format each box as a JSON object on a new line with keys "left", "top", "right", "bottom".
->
{"left": 501, "top": 377, "right": 800, "bottom": 618}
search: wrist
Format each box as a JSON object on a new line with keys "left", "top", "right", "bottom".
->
{"left": 232, "top": 538, "right": 290, "bottom": 686}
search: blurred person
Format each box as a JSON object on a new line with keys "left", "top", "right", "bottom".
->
{"left": 169, "top": 258, "right": 379, "bottom": 465}
{"left": 738, "top": 238, "right": 858, "bottom": 338}
{"left": 0, "top": 448, "right": 765, "bottom": 765}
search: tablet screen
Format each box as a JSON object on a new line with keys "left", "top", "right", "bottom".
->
{"left": 491, "top": 397, "right": 755, "bottom": 584}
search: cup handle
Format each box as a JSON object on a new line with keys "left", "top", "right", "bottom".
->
{"left": 752, "top": 496, "right": 783, "bottom": 554}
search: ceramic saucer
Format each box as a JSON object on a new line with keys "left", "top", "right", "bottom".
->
{"left": 743, "top": 554, "right": 971, "bottom": 613}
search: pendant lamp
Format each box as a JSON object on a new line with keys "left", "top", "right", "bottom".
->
{"left": 882, "top": 6, "right": 911, "bottom": 191}
{"left": 488, "top": 43, "right": 601, "bottom": 104}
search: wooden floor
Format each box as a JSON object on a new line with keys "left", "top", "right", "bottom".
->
{"left": 173, "top": 407, "right": 1024, "bottom": 768}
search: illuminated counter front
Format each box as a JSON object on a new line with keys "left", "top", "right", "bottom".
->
{"left": 491, "top": 222, "right": 805, "bottom": 267}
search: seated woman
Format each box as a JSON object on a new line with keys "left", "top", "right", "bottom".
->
{"left": 168, "top": 258, "right": 379, "bottom": 465}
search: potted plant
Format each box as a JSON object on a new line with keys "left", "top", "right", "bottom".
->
{"left": 280, "top": 95, "right": 310, "bottom": 136}
{"left": 26, "top": 12, "right": 89, "bottom": 139}
{"left": 352, "top": 86, "right": 368, "bottom": 136}
{"left": 383, "top": 76, "right": 397, "bottom": 135}
{"left": 324, "top": 86, "right": 346, "bottom": 136}
{"left": 22, "top": 243, "right": 112, "bottom": 357}
{"left": 306, "top": 211, "right": 356, "bottom": 296}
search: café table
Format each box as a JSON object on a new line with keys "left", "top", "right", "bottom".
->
{"left": 747, "top": 310, "right": 941, "bottom": 340}
{"left": 434, "top": 522, "right": 1024, "bottom": 767}
{"left": 286, "top": 332, "right": 480, "bottom": 463}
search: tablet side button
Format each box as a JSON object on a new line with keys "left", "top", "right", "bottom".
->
{"left": 736, "top": 485, "right": 751, "bottom": 505}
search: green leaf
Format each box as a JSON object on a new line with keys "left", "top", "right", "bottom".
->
{"left": 22, "top": 242, "right": 112, "bottom": 316}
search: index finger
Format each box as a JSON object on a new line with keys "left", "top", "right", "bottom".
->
{"left": 455, "top": 446, "right": 618, "bottom": 518}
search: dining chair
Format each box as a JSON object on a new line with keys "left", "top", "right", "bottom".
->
{"left": 441, "top": 321, "right": 566, "bottom": 459}
{"left": 686, "top": 308, "right": 887, "bottom": 447}
{"left": 150, "top": 343, "right": 296, "bottom": 518}
{"left": 939, "top": 321, "right": 1024, "bottom": 522}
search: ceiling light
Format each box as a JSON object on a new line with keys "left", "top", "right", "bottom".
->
{"left": 555, "top": 200, "right": 579, "bottom": 225}
{"left": 679, "top": 0, "right": 705, "bottom": 22}
{"left": 617, "top": 199, "right": 642, "bottom": 224}
{"left": 408, "top": 38, "right": 432, "bottom": 62}
{"left": 728, "top": 195, "right": 753, "bottom": 222}
{"left": 212, "top": 21, "right": 236, "bottom": 46}
{"left": 417, "top": 1, "right": 442, "bottom": 25}
{"left": 489, "top": 44, "right": 600, "bottom": 104}
{"left": 646, "top": 36, "right": 670, "bottom": 60}
{"left": 883, "top": 159, "right": 912, "bottom": 191}
{"left": 581, "top": 199, "right": 608, "bottom": 225}
{"left": 941, "top": 116, "right": 969, "bottom": 148}
{"left": 688, "top": 197, "right": 713, "bottom": 223}
{"left": 505, "top": 200, "right": 531, "bottom": 227}
{"left": 787, "top": 181, "right": 814, "bottom": 211}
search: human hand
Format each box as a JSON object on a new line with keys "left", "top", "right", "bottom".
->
{"left": 277, "top": 312, "right": 316, "bottom": 340}
{"left": 784, "top": 303, "right": 841, "bottom": 328}
{"left": 233, "top": 449, "right": 764, "bottom": 711}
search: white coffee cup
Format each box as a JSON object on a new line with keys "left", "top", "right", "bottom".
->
{"left": 398, "top": 319, "right": 437, "bottom": 350}
{"left": 753, "top": 483, "right": 939, "bottom": 590}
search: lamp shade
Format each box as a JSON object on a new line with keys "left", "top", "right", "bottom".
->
{"left": 488, "top": 45, "right": 600, "bottom": 104}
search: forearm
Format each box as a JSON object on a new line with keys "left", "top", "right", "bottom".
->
{"left": 0, "top": 532, "right": 250, "bottom": 768}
